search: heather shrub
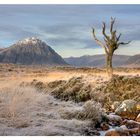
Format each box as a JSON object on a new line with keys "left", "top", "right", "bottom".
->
{"left": 60, "top": 100, "right": 106, "bottom": 126}
{"left": 91, "top": 75, "right": 140, "bottom": 110}
{"left": 51, "top": 77, "right": 91, "bottom": 102}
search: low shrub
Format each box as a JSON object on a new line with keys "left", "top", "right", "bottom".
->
{"left": 51, "top": 77, "right": 91, "bottom": 102}
{"left": 91, "top": 75, "right": 140, "bottom": 111}
{"left": 60, "top": 101, "right": 106, "bottom": 126}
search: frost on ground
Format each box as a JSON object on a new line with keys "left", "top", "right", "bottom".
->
{"left": 0, "top": 85, "right": 93, "bottom": 136}
{"left": 0, "top": 65, "right": 140, "bottom": 136}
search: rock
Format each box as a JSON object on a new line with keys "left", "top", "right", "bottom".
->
{"left": 105, "top": 129, "right": 120, "bottom": 136}
{"left": 136, "top": 113, "right": 140, "bottom": 122}
{"left": 122, "top": 120, "right": 140, "bottom": 135}
{"left": 119, "top": 125, "right": 128, "bottom": 130}
{"left": 105, "top": 127, "right": 131, "bottom": 136}
{"left": 83, "top": 128, "right": 100, "bottom": 136}
{"left": 128, "top": 127, "right": 140, "bottom": 136}
{"left": 123, "top": 120, "right": 140, "bottom": 129}
{"left": 111, "top": 101, "right": 120, "bottom": 111}
{"left": 100, "top": 122, "right": 110, "bottom": 131}
{"left": 115, "top": 100, "right": 138, "bottom": 119}
{"left": 116, "top": 126, "right": 131, "bottom": 136}
{"left": 105, "top": 119, "right": 140, "bottom": 136}
{"left": 107, "top": 114, "right": 122, "bottom": 125}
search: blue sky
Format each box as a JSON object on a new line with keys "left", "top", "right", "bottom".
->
{"left": 0, "top": 5, "right": 140, "bottom": 57}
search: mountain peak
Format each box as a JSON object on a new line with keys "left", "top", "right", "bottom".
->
{"left": 17, "top": 37, "right": 43, "bottom": 45}
{"left": 0, "top": 37, "right": 67, "bottom": 66}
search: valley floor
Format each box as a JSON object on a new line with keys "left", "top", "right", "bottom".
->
{"left": 0, "top": 64, "right": 140, "bottom": 136}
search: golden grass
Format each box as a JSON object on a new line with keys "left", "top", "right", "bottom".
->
{"left": 0, "top": 83, "right": 42, "bottom": 128}
{"left": 0, "top": 64, "right": 139, "bottom": 135}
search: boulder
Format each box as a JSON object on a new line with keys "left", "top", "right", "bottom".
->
{"left": 119, "top": 125, "right": 128, "bottom": 130}
{"left": 83, "top": 128, "right": 100, "bottom": 136}
{"left": 116, "top": 120, "right": 140, "bottom": 136}
{"left": 107, "top": 113, "right": 122, "bottom": 125}
{"left": 114, "top": 125, "right": 140, "bottom": 136}
{"left": 123, "top": 120, "right": 140, "bottom": 129}
{"left": 100, "top": 122, "right": 110, "bottom": 131}
{"left": 105, "top": 129, "right": 120, "bottom": 136}
{"left": 105, "top": 127, "right": 131, "bottom": 136}
{"left": 128, "top": 127, "right": 140, "bottom": 136}
{"left": 115, "top": 100, "right": 138, "bottom": 119}
{"left": 123, "top": 120, "right": 140, "bottom": 135}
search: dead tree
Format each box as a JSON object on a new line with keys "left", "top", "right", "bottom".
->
{"left": 92, "top": 17, "right": 131, "bottom": 77}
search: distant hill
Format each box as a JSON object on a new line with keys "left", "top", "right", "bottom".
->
{"left": 64, "top": 54, "right": 140, "bottom": 67}
{"left": 124, "top": 54, "right": 140, "bottom": 67}
{"left": 0, "top": 48, "right": 4, "bottom": 51}
{"left": 0, "top": 37, "right": 67, "bottom": 66}
{"left": 125, "top": 54, "right": 140, "bottom": 65}
{"left": 0, "top": 38, "right": 139, "bottom": 67}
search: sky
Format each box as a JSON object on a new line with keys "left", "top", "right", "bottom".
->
{"left": 0, "top": 5, "right": 140, "bottom": 57}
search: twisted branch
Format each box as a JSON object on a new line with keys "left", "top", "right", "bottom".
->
{"left": 92, "top": 28, "right": 108, "bottom": 54}
{"left": 118, "top": 41, "right": 131, "bottom": 45}
{"left": 102, "top": 22, "right": 110, "bottom": 41}
{"left": 110, "top": 17, "right": 116, "bottom": 34}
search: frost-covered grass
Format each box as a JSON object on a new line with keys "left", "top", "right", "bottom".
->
{"left": 0, "top": 64, "right": 139, "bottom": 136}
{"left": 0, "top": 82, "right": 92, "bottom": 135}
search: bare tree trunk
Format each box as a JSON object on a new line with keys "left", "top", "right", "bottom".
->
{"left": 106, "top": 54, "right": 113, "bottom": 78}
{"left": 92, "top": 18, "right": 131, "bottom": 78}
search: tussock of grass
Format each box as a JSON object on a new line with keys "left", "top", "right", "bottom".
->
{"left": 48, "top": 80, "right": 66, "bottom": 88}
{"left": 77, "top": 101, "right": 105, "bottom": 122}
{"left": 30, "top": 79, "right": 47, "bottom": 91}
{"left": 60, "top": 101, "right": 106, "bottom": 127}
{"left": 91, "top": 75, "right": 140, "bottom": 110}
{"left": 51, "top": 77, "right": 91, "bottom": 102}
{"left": 103, "top": 75, "right": 140, "bottom": 101}
{"left": 20, "top": 79, "right": 48, "bottom": 92}
{"left": 0, "top": 86, "right": 39, "bottom": 128}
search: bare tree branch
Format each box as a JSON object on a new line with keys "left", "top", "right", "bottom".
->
{"left": 111, "top": 30, "right": 117, "bottom": 41}
{"left": 102, "top": 22, "right": 110, "bottom": 41}
{"left": 118, "top": 41, "right": 131, "bottom": 45}
{"left": 116, "top": 33, "right": 122, "bottom": 42}
{"left": 110, "top": 17, "right": 116, "bottom": 34}
{"left": 92, "top": 28, "right": 108, "bottom": 54}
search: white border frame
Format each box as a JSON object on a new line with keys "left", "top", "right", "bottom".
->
{"left": 0, "top": 0, "right": 140, "bottom": 139}
{"left": 0, "top": 0, "right": 140, "bottom": 4}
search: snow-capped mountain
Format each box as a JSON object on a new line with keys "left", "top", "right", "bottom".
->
{"left": 0, "top": 37, "right": 67, "bottom": 65}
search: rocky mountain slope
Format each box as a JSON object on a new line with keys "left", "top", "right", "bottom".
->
{"left": 0, "top": 37, "right": 67, "bottom": 65}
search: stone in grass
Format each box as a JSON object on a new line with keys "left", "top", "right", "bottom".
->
{"left": 115, "top": 100, "right": 138, "bottom": 120}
